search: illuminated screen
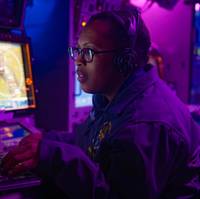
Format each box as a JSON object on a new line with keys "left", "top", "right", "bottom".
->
{"left": 189, "top": 4, "right": 200, "bottom": 124}
{"left": 75, "top": 77, "right": 93, "bottom": 108}
{"left": 0, "top": 123, "right": 30, "bottom": 157}
{"left": 190, "top": 5, "right": 200, "bottom": 104}
{"left": 0, "top": 41, "right": 35, "bottom": 111}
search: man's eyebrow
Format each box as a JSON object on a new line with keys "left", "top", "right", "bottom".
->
{"left": 77, "top": 42, "right": 96, "bottom": 48}
{"left": 83, "top": 42, "right": 94, "bottom": 46}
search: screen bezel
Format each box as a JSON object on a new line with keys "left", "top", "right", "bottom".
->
{"left": 0, "top": 35, "right": 36, "bottom": 113}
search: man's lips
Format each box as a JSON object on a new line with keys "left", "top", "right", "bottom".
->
{"left": 76, "top": 70, "right": 87, "bottom": 83}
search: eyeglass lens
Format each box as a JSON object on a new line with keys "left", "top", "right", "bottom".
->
{"left": 69, "top": 48, "right": 94, "bottom": 62}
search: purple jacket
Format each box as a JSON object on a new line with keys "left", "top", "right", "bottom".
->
{"left": 37, "top": 65, "right": 200, "bottom": 199}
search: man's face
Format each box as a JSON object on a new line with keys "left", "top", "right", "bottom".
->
{"left": 75, "top": 20, "right": 122, "bottom": 96}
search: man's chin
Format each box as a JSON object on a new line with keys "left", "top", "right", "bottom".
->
{"left": 81, "top": 86, "right": 94, "bottom": 94}
{"left": 81, "top": 86, "right": 97, "bottom": 94}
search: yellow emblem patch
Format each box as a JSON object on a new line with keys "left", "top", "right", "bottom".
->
{"left": 87, "top": 121, "right": 112, "bottom": 159}
{"left": 98, "top": 121, "right": 112, "bottom": 141}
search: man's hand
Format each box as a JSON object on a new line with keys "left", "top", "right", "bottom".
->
{"left": 1, "top": 132, "right": 42, "bottom": 176}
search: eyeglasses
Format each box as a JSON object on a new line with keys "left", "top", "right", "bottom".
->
{"left": 68, "top": 47, "right": 117, "bottom": 63}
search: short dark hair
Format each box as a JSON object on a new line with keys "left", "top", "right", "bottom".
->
{"left": 86, "top": 8, "right": 151, "bottom": 64}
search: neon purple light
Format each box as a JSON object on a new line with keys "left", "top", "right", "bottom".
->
{"left": 195, "top": 3, "right": 200, "bottom": 11}
{"left": 130, "top": 0, "right": 147, "bottom": 8}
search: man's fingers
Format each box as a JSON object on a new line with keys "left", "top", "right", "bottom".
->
{"left": 1, "top": 157, "right": 17, "bottom": 174}
{"left": 1, "top": 133, "right": 42, "bottom": 176}
{"left": 8, "top": 159, "right": 36, "bottom": 176}
{"left": 1, "top": 146, "right": 28, "bottom": 173}
{"left": 14, "top": 150, "right": 34, "bottom": 162}
{"left": 1, "top": 147, "right": 20, "bottom": 171}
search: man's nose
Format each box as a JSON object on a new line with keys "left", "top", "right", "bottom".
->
{"left": 75, "top": 53, "right": 86, "bottom": 66}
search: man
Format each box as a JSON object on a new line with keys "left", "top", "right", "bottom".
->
{"left": 2, "top": 8, "right": 200, "bottom": 199}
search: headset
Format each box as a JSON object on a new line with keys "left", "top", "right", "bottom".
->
{"left": 113, "top": 48, "right": 137, "bottom": 76}
{"left": 110, "top": 8, "right": 140, "bottom": 76}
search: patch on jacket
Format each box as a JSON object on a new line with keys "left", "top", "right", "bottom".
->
{"left": 88, "top": 121, "right": 112, "bottom": 159}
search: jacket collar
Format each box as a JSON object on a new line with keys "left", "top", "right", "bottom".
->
{"left": 92, "top": 64, "right": 160, "bottom": 118}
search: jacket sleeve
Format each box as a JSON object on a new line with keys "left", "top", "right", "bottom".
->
{"left": 37, "top": 139, "right": 109, "bottom": 199}
{"left": 106, "top": 122, "right": 199, "bottom": 199}
{"left": 36, "top": 122, "right": 197, "bottom": 199}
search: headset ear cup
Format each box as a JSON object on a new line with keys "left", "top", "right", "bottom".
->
{"left": 113, "top": 53, "right": 124, "bottom": 73}
{"left": 113, "top": 50, "right": 136, "bottom": 76}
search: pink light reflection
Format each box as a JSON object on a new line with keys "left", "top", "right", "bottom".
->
{"left": 130, "top": 0, "right": 147, "bottom": 8}
{"left": 195, "top": 3, "right": 200, "bottom": 11}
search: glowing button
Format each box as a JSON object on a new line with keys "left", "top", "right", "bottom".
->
{"left": 26, "top": 78, "right": 33, "bottom": 85}
{"left": 81, "top": 21, "right": 87, "bottom": 27}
